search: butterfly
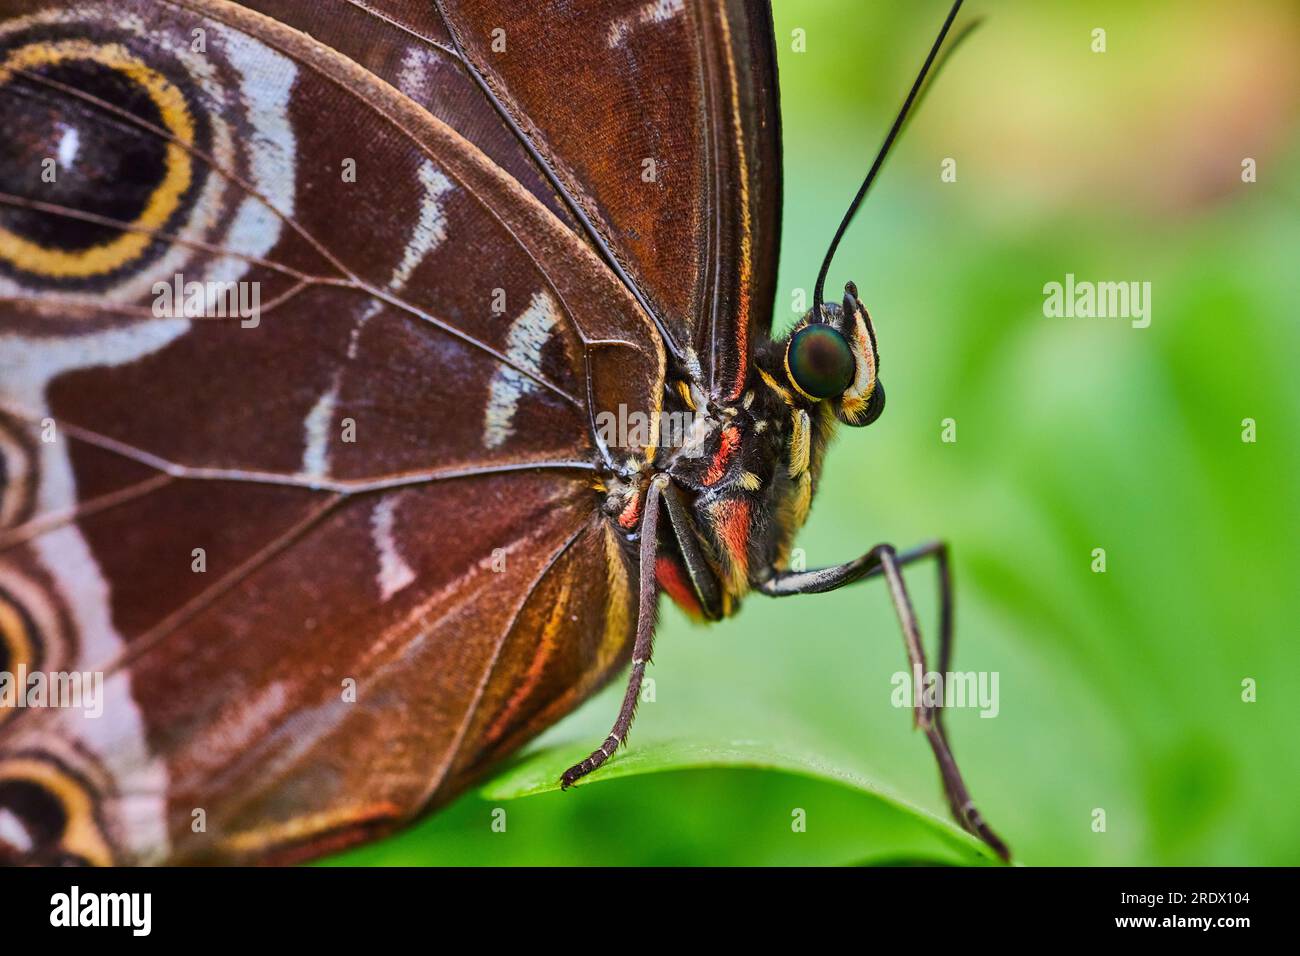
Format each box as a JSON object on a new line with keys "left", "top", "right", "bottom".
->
{"left": 0, "top": 0, "right": 1006, "bottom": 864}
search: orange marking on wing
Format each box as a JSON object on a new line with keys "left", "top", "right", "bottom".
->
{"left": 703, "top": 425, "right": 740, "bottom": 486}
{"left": 478, "top": 527, "right": 635, "bottom": 758}
{"left": 481, "top": 576, "right": 574, "bottom": 746}
{"left": 656, "top": 555, "right": 704, "bottom": 619}
{"left": 717, "top": 5, "right": 753, "bottom": 402}
{"left": 226, "top": 802, "right": 403, "bottom": 864}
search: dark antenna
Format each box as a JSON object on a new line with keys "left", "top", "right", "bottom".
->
{"left": 812, "top": 0, "right": 971, "bottom": 319}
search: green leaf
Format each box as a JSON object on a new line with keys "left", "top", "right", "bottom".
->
{"left": 481, "top": 736, "right": 1003, "bottom": 865}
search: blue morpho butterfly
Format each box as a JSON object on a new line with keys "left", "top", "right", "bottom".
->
{"left": 0, "top": 0, "right": 1005, "bottom": 863}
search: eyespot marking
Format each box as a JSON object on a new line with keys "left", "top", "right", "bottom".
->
{"left": 0, "top": 754, "right": 113, "bottom": 866}
{"left": 0, "top": 39, "right": 196, "bottom": 280}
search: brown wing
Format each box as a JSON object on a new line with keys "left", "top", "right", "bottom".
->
{"left": 0, "top": 0, "right": 658, "bottom": 863}
{"left": 237, "top": 0, "right": 579, "bottom": 228}
{"left": 287, "top": 0, "right": 783, "bottom": 401}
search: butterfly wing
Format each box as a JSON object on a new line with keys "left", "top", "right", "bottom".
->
{"left": 234, "top": 0, "right": 783, "bottom": 398}
{"left": 416, "top": 0, "right": 782, "bottom": 399}
{"left": 0, "top": 0, "right": 659, "bottom": 863}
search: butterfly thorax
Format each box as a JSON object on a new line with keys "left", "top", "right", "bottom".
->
{"left": 599, "top": 368, "right": 824, "bottom": 620}
{"left": 671, "top": 350, "right": 839, "bottom": 619}
{"left": 600, "top": 290, "right": 884, "bottom": 621}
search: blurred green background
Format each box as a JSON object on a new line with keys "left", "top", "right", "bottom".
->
{"left": 331, "top": 0, "right": 1300, "bottom": 866}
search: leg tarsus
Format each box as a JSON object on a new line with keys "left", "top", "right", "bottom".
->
{"left": 557, "top": 476, "right": 665, "bottom": 792}
{"left": 873, "top": 548, "right": 1013, "bottom": 863}
{"left": 762, "top": 539, "right": 1011, "bottom": 862}
{"left": 560, "top": 732, "right": 624, "bottom": 790}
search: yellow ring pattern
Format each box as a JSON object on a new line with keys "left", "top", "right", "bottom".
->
{"left": 0, "top": 39, "right": 195, "bottom": 278}
{"left": 0, "top": 757, "right": 113, "bottom": 865}
{"left": 0, "top": 592, "right": 35, "bottom": 727}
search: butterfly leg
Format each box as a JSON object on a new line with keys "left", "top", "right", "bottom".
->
{"left": 560, "top": 474, "right": 668, "bottom": 790}
{"left": 756, "top": 540, "right": 1010, "bottom": 861}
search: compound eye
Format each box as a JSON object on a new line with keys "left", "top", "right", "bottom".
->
{"left": 785, "top": 324, "right": 855, "bottom": 399}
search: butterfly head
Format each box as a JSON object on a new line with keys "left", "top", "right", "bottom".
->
{"left": 782, "top": 281, "right": 884, "bottom": 428}
{"left": 667, "top": 281, "right": 887, "bottom": 586}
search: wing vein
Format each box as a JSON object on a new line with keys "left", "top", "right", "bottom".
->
{"left": 427, "top": 0, "right": 684, "bottom": 367}
{"left": 0, "top": 473, "right": 174, "bottom": 552}
{"left": 421, "top": 518, "right": 591, "bottom": 805}
{"left": 0, "top": 400, "right": 594, "bottom": 497}
{"left": 8, "top": 60, "right": 582, "bottom": 405}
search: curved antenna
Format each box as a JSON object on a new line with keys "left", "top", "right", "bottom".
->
{"left": 812, "top": 0, "right": 972, "bottom": 319}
